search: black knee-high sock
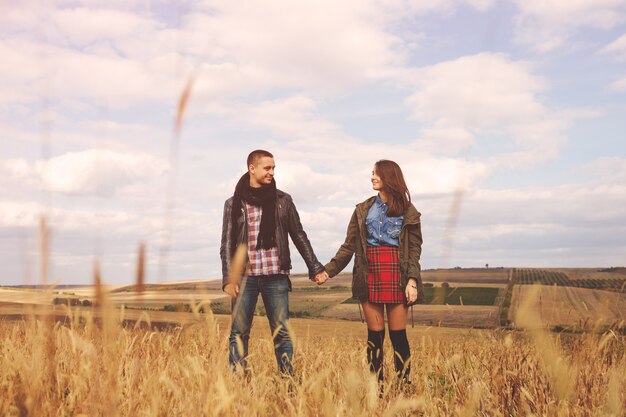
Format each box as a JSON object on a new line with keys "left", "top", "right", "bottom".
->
{"left": 389, "top": 329, "right": 411, "bottom": 380}
{"left": 367, "top": 329, "right": 385, "bottom": 382}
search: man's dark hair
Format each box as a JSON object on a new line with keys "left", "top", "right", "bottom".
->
{"left": 247, "top": 150, "right": 274, "bottom": 168}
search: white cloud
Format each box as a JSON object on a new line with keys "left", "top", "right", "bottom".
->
{"left": 0, "top": 201, "right": 42, "bottom": 228}
{"left": 0, "top": 195, "right": 218, "bottom": 284}
{"left": 401, "top": 157, "right": 492, "bottom": 195}
{"left": 404, "top": 53, "right": 569, "bottom": 165}
{"left": 1, "top": 159, "right": 34, "bottom": 179}
{"left": 416, "top": 121, "right": 475, "bottom": 154}
{"left": 419, "top": 174, "right": 626, "bottom": 267}
{"left": 465, "top": 186, "right": 622, "bottom": 225}
{"left": 583, "top": 157, "right": 626, "bottom": 182}
{"left": 0, "top": 1, "right": 501, "bottom": 112}
{"left": 186, "top": 0, "right": 409, "bottom": 95}
{"left": 406, "top": 53, "right": 545, "bottom": 128}
{"left": 213, "top": 94, "right": 497, "bottom": 199}
{"left": 0, "top": 40, "right": 43, "bottom": 104}
{"left": 609, "top": 75, "right": 626, "bottom": 91}
{"left": 0, "top": 1, "right": 406, "bottom": 110}
{"left": 49, "top": 8, "right": 159, "bottom": 48}
{"left": 376, "top": 0, "right": 496, "bottom": 15}
{"left": 34, "top": 149, "right": 168, "bottom": 195}
{"left": 513, "top": 0, "right": 626, "bottom": 52}
{"left": 274, "top": 162, "right": 345, "bottom": 205}
{"left": 0, "top": 39, "right": 184, "bottom": 108}
{"left": 0, "top": 199, "right": 154, "bottom": 237}
{"left": 187, "top": 0, "right": 502, "bottom": 100}
{"left": 516, "top": 0, "right": 626, "bottom": 28}
{"left": 247, "top": 96, "right": 340, "bottom": 139}
{"left": 600, "top": 34, "right": 626, "bottom": 91}
{"left": 601, "top": 33, "right": 626, "bottom": 58}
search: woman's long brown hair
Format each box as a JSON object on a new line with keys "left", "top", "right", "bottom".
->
{"left": 375, "top": 159, "right": 410, "bottom": 216}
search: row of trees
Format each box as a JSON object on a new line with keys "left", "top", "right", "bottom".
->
{"left": 52, "top": 297, "right": 92, "bottom": 306}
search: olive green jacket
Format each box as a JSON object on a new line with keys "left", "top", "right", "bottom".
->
{"left": 324, "top": 196, "right": 424, "bottom": 302}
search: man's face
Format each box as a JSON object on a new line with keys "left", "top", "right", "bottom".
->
{"left": 249, "top": 156, "right": 275, "bottom": 187}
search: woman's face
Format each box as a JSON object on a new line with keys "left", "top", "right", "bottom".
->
{"left": 371, "top": 166, "right": 383, "bottom": 191}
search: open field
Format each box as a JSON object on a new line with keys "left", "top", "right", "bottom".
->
{"left": 3, "top": 267, "right": 624, "bottom": 332}
{"left": 509, "top": 284, "right": 626, "bottom": 328}
{"left": 0, "top": 286, "right": 227, "bottom": 308}
{"left": 1, "top": 268, "right": 625, "bottom": 415}
{"left": 0, "top": 298, "right": 502, "bottom": 330}
{"left": 544, "top": 267, "right": 626, "bottom": 281}
{"left": 0, "top": 309, "right": 624, "bottom": 416}
{"left": 421, "top": 267, "right": 510, "bottom": 283}
{"left": 321, "top": 304, "right": 500, "bottom": 328}
{"left": 0, "top": 274, "right": 505, "bottom": 328}
{"left": 513, "top": 268, "right": 626, "bottom": 292}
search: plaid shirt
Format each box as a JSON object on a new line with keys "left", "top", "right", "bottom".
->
{"left": 246, "top": 203, "right": 289, "bottom": 276}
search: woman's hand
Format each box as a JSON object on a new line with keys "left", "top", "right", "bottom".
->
{"left": 314, "top": 271, "right": 329, "bottom": 285}
{"left": 405, "top": 278, "right": 418, "bottom": 304}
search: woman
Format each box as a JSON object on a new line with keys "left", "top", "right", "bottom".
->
{"left": 323, "top": 160, "right": 423, "bottom": 385}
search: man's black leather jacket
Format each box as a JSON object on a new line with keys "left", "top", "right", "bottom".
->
{"left": 220, "top": 189, "right": 324, "bottom": 288}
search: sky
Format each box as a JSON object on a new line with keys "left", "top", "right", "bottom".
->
{"left": 1, "top": 0, "right": 625, "bottom": 286}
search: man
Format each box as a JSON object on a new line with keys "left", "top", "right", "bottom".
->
{"left": 220, "top": 149, "right": 328, "bottom": 375}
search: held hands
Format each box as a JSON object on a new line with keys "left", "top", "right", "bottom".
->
{"left": 405, "top": 278, "right": 419, "bottom": 304}
{"left": 313, "top": 271, "right": 329, "bottom": 285}
{"left": 224, "top": 283, "right": 240, "bottom": 298}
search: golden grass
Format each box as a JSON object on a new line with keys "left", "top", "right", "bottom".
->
{"left": 0, "top": 310, "right": 624, "bottom": 416}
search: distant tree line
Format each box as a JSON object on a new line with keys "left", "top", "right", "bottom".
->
{"left": 52, "top": 297, "right": 92, "bottom": 307}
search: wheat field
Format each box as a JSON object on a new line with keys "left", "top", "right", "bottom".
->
{"left": 0, "top": 305, "right": 624, "bottom": 417}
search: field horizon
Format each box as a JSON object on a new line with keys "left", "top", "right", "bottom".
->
{"left": 2, "top": 266, "right": 624, "bottom": 332}
{"left": 5, "top": 266, "right": 625, "bottom": 289}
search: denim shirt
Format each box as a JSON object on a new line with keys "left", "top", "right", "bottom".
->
{"left": 365, "top": 194, "right": 404, "bottom": 247}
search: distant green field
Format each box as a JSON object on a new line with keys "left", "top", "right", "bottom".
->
{"left": 427, "top": 287, "right": 500, "bottom": 305}
{"left": 341, "top": 286, "right": 500, "bottom": 306}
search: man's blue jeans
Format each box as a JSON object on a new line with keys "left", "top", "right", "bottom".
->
{"left": 228, "top": 274, "right": 293, "bottom": 375}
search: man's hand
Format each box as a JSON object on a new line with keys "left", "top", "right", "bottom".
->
{"left": 314, "top": 271, "right": 329, "bottom": 285}
{"left": 224, "top": 283, "right": 240, "bottom": 298}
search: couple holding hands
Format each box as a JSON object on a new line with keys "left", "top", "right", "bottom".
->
{"left": 220, "top": 149, "right": 423, "bottom": 386}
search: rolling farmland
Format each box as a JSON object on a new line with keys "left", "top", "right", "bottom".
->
{"left": 505, "top": 268, "right": 626, "bottom": 330}
{"left": 513, "top": 268, "right": 626, "bottom": 292}
{"left": 2, "top": 267, "right": 624, "bottom": 332}
{"left": 0, "top": 268, "right": 509, "bottom": 329}
{"left": 509, "top": 285, "right": 626, "bottom": 328}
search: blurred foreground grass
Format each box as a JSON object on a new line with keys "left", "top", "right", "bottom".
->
{"left": 0, "top": 308, "right": 624, "bottom": 416}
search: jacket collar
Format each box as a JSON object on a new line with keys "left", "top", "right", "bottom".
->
{"left": 356, "top": 195, "right": 421, "bottom": 224}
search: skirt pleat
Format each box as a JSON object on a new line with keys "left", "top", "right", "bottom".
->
{"left": 366, "top": 246, "right": 403, "bottom": 304}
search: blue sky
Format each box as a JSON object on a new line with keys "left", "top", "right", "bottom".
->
{"left": 1, "top": 0, "right": 625, "bottom": 285}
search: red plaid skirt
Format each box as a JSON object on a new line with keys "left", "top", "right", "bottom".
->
{"left": 367, "top": 246, "right": 403, "bottom": 304}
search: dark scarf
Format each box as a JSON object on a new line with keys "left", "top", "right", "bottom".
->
{"left": 231, "top": 173, "right": 277, "bottom": 252}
